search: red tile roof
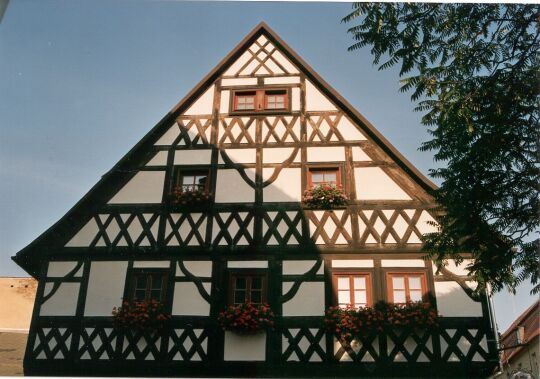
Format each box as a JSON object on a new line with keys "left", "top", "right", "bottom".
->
{"left": 500, "top": 299, "right": 539, "bottom": 363}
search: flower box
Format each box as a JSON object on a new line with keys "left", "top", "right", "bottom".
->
{"left": 170, "top": 186, "right": 212, "bottom": 206}
{"left": 218, "top": 302, "right": 275, "bottom": 335}
{"left": 112, "top": 299, "right": 171, "bottom": 332}
{"left": 324, "top": 301, "right": 438, "bottom": 343}
{"left": 302, "top": 184, "right": 348, "bottom": 209}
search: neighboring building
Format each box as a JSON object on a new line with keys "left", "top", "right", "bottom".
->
{"left": 498, "top": 300, "right": 539, "bottom": 379}
{"left": 0, "top": 277, "right": 37, "bottom": 332}
{"left": 12, "top": 23, "right": 498, "bottom": 377}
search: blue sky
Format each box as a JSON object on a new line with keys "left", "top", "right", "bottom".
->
{"left": 0, "top": 0, "right": 535, "bottom": 331}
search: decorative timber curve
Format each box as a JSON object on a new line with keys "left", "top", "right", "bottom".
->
{"left": 435, "top": 266, "right": 483, "bottom": 302}
{"left": 280, "top": 260, "right": 323, "bottom": 303}
{"left": 261, "top": 147, "right": 300, "bottom": 188}
{"left": 177, "top": 261, "right": 212, "bottom": 302}
{"left": 41, "top": 261, "right": 84, "bottom": 303}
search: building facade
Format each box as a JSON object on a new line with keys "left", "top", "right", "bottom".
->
{"left": 14, "top": 23, "right": 498, "bottom": 377}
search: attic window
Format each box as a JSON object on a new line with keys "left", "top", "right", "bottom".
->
{"left": 308, "top": 167, "right": 341, "bottom": 187}
{"left": 232, "top": 89, "right": 289, "bottom": 112}
{"left": 173, "top": 169, "right": 209, "bottom": 192}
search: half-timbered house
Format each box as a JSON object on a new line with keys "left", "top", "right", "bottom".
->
{"left": 13, "top": 23, "right": 498, "bottom": 377}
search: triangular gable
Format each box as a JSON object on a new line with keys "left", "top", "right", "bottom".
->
{"left": 12, "top": 22, "right": 437, "bottom": 277}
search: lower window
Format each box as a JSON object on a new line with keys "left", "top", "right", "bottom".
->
{"left": 229, "top": 273, "right": 267, "bottom": 305}
{"left": 333, "top": 273, "right": 372, "bottom": 308}
{"left": 386, "top": 272, "right": 427, "bottom": 303}
{"left": 131, "top": 269, "right": 168, "bottom": 302}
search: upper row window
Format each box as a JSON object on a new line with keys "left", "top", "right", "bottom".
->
{"left": 232, "top": 89, "right": 288, "bottom": 112}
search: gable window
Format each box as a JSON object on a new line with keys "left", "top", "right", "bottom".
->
{"left": 386, "top": 273, "right": 428, "bottom": 304}
{"left": 173, "top": 169, "right": 209, "bottom": 192}
{"left": 333, "top": 273, "right": 372, "bottom": 309}
{"left": 229, "top": 273, "right": 267, "bottom": 305}
{"left": 131, "top": 269, "right": 168, "bottom": 302}
{"left": 308, "top": 167, "right": 341, "bottom": 188}
{"left": 232, "top": 89, "right": 289, "bottom": 112}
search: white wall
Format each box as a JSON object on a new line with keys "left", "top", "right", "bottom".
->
{"left": 354, "top": 167, "right": 411, "bottom": 200}
{"left": 108, "top": 171, "right": 165, "bottom": 204}
{"left": 282, "top": 282, "right": 325, "bottom": 316}
{"left": 215, "top": 169, "right": 255, "bottom": 203}
{"left": 172, "top": 282, "right": 211, "bottom": 316}
{"left": 434, "top": 281, "right": 483, "bottom": 317}
{"left": 262, "top": 168, "right": 301, "bottom": 202}
{"left": 40, "top": 283, "right": 80, "bottom": 316}
{"left": 84, "top": 261, "right": 128, "bottom": 316}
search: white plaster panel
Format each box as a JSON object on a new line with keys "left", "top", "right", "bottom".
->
{"left": 434, "top": 282, "right": 483, "bottom": 317}
{"left": 283, "top": 261, "right": 318, "bottom": 275}
{"left": 108, "top": 171, "right": 165, "bottom": 204}
{"left": 337, "top": 117, "right": 367, "bottom": 141}
{"left": 227, "top": 261, "right": 268, "bottom": 269}
{"left": 291, "top": 87, "right": 301, "bottom": 111}
{"left": 305, "top": 80, "right": 336, "bottom": 111}
{"left": 354, "top": 167, "right": 411, "bottom": 200}
{"left": 154, "top": 124, "right": 180, "bottom": 146}
{"left": 174, "top": 149, "right": 212, "bottom": 165}
{"left": 331, "top": 260, "right": 374, "bottom": 268}
{"left": 441, "top": 259, "right": 474, "bottom": 276}
{"left": 47, "top": 261, "right": 80, "bottom": 277}
{"left": 84, "top": 261, "right": 128, "bottom": 316}
{"left": 352, "top": 146, "right": 371, "bottom": 161}
{"left": 264, "top": 76, "right": 300, "bottom": 85}
{"left": 183, "top": 86, "right": 214, "bottom": 116}
{"left": 224, "top": 331, "right": 266, "bottom": 361}
{"left": 215, "top": 169, "right": 255, "bottom": 203}
{"left": 220, "top": 90, "right": 230, "bottom": 114}
{"left": 263, "top": 147, "right": 299, "bottom": 164}
{"left": 224, "top": 50, "right": 252, "bottom": 76}
{"left": 221, "top": 78, "right": 258, "bottom": 87}
{"left": 65, "top": 218, "right": 99, "bottom": 247}
{"left": 307, "top": 147, "right": 345, "bottom": 162}
{"left": 417, "top": 211, "right": 439, "bottom": 234}
{"left": 146, "top": 151, "right": 168, "bottom": 166}
{"left": 262, "top": 168, "right": 302, "bottom": 202}
{"left": 40, "top": 283, "right": 80, "bottom": 316}
{"left": 182, "top": 261, "right": 213, "bottom": 277}
{"left": 133, "top": 261, "right": 170, "bottom": 268}
{"left": 172, "top": 282, "right": 210, "bottom": 316}
{"left": 282, "top": 282, "right": 325, "bottom": 316}
{"left": 381, "top": 259, "right": 425, "bottom": 267}
{"left": 219, "top": 148, "right": 256, "bottom": 164}
{"left": 271, "top": 50, "right": 299, "bottom": 74}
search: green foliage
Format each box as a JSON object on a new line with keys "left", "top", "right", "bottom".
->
{"left": 343, "top": 4, "right": 539, "bottom": 293}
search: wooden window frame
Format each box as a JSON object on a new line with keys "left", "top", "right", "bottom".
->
{"left": 130, "top": 269, "right": 169, "bottom": 303}
{"left": 172, "top": 168, "right": 210, "bottom": 192}
{"left": 332, "top": 272, "right": 373, "bottom": 308}
{"left": 230, "top": 88, "right": 291, "bottom": 114}
{"left": 307, "top": 166, "right": 342, "bottom": 188}
{"left": 228, "top": 270, "right": 268, "bottom": 306}
{"left": 386, "top": 272, "right": 429, "bottom": 304}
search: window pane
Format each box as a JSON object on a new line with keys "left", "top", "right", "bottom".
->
{"left": 251, "top": 291, "right": 262, "bottom": 304}
{"left": 392, "top": 277, "right": 405, "bottom": 290}
{"left": 251, "top": 277, "right": 262, "bottom": 290}
{"left": 135, "top": 290, "right": 146, "bottom": 301}
{"left": 338, "top": 290, "right": 350, "bottom": 305}
{"left": 409, "top": 290, "right": 423, "bottom": 302}
{"left": 235, "top": 277, "right": 246, "bottom": 290}
{"left": 337, "top": 277, "right": 350, "bottom": 290}
{"left": 408, "top": 277, "right": 422, "bottom": 290}
{"left": 354, "top": 290, "right": 366, "bottom": 305}
{"left": 150, "top": 289, "right": 161, "bottom": 300}
{"left": 393, "top": 290, "right": 406, "bottom": 303}
{"left": 182, "top": 175, "right": 196, "bottom": 185}
{"left": 311, "top": 173, "right": 324, "bottom": 184}
{"left": 353, "top": 277, "right": 366, "bottom": 289}
{"left": 151, "top": 274, "right": 163, "bottom": 290}
{"left": 135, "top": 275, "right": 147, "bottom": 290}
{"left": 234, "top": 290, "right": 246, "bottom": 304}
{"left": 323, "top": 172, "right": 337, "bottom": 183}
